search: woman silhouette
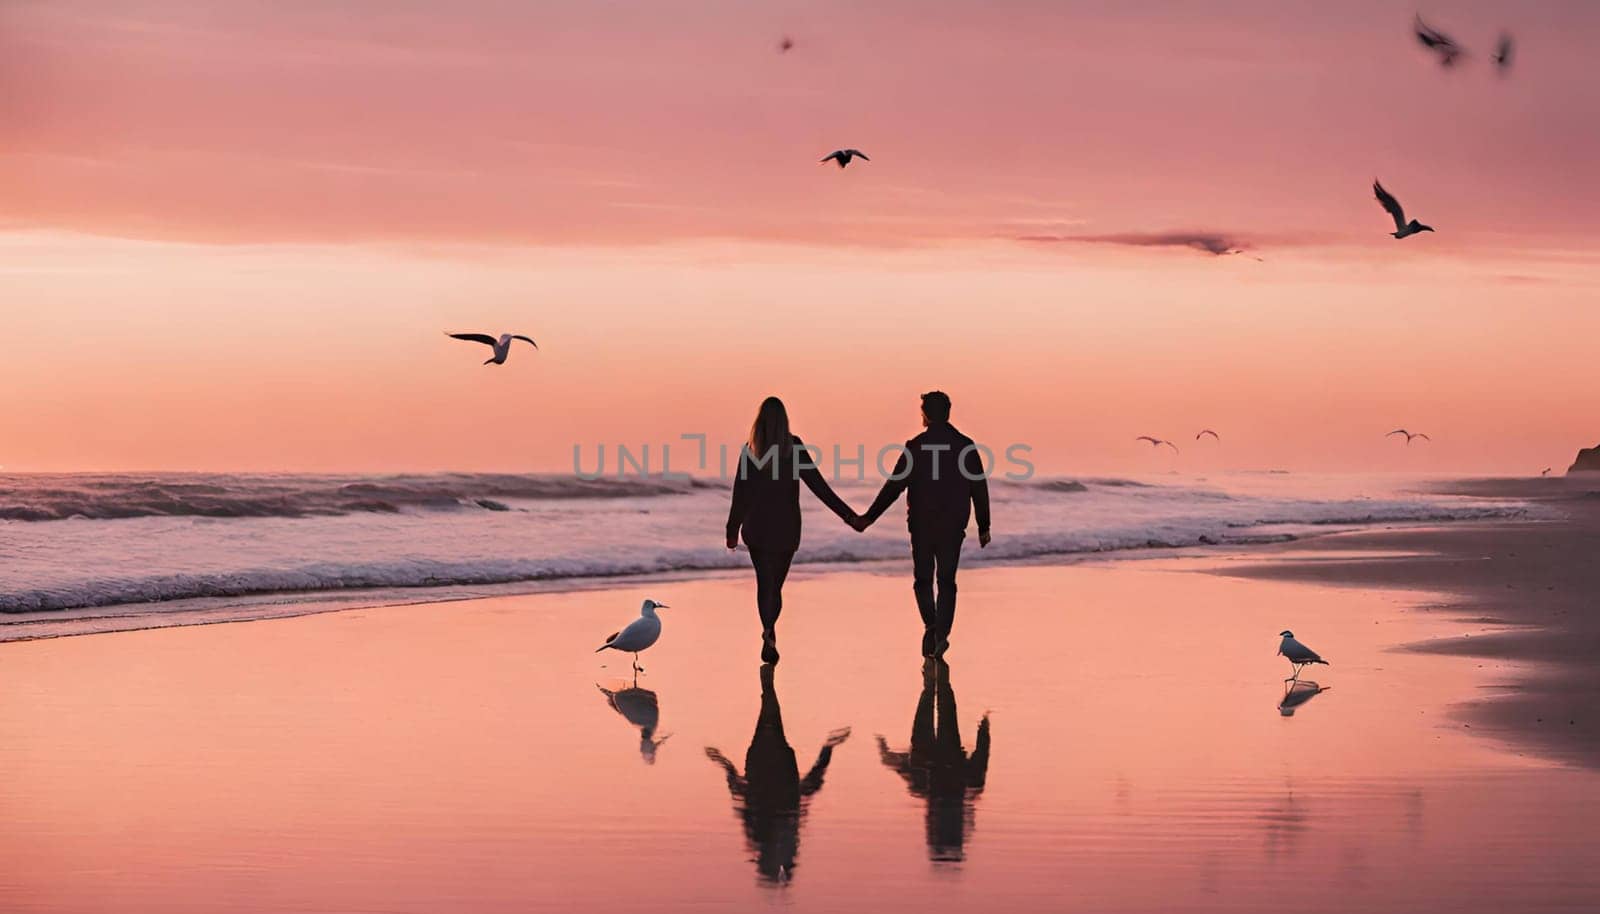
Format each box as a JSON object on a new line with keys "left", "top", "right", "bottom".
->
{"left": 726, "top": 396, "right": 858, "bottom": 663}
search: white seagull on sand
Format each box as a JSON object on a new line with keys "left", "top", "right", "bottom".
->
{"left": 447, "top": 331, "right": 538, "bottom": 365}
{"left": 820, "top": 149, "right": 869, "bottom": 169}
{"left": 596, "top": 599, "right": 668, "bottom": 672}
{"left": 1373, "top": 180, "right": 1434, "bottom": 239}
{"left": 1136, "top": 436, "right": 1180, "bottom": 454}
{"left": 1386, "top": 428, "right": 1431, "bottom": 445}
{"left": 1278, "top": 630, "right": 1329, "bottom": 681}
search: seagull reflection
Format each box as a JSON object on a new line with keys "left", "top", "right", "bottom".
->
{"left": 596, "top": 681, "right": 670, "bottom": 764}
{"left": 704, "top": 664, "right": 851, "bottom": 886}
{"left": 877, "top": 659, "right": 992, "bottom": 864}
{"left": 1278, "top": 679, "right": 1330, "bottom": 717}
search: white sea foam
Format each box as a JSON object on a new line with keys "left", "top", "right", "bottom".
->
{"left": 0, "top": 472, "right": 1533, "bottom": 629}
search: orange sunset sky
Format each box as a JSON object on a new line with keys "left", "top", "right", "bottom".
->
{"left": 2, "top": 0, "right": 1597, "bottom": 475}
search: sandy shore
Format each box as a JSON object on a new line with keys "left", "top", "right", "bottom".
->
{"left": 1218, "top": 476, "right": 1600, "bottom": 767}
{"left": 6, "top": 542, "right": 1600, "bottom": 912}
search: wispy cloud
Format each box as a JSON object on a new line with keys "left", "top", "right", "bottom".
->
{"left": 1015, "top": 231, "right": 1251, "bottom": 256}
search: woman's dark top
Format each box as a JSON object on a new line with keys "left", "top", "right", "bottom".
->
{"left": 726, "top": 435, "right": 854, "bottom": 552}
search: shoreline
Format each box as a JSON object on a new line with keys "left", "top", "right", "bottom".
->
{"left": 0, "top": 513, "right": 1530, "bottom": 643}
{"left": 1216, "top": 477, "right": 1600, "bottom": 768}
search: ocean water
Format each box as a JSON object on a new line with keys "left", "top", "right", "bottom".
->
{"left": 0, "top": 471, "right": 1529, "bottom": 631}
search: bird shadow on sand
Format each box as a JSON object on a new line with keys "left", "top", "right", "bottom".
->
{"left": 1278, "top": 679, "right": 1331, "bottom": 717}
{"left": 597, "top": 680, "right": 671, "bottom": 764}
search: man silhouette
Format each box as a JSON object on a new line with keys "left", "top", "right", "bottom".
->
{"left": 854, "top": 391, "right": 991, "bottom": 658}
{"left": 877, "top": 660, "right": 991, "bottom": 863}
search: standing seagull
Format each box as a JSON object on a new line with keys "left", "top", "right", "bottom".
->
{"left": 1136, "top": 436, "right": 1180, "bottom": 454}
{"left": 820, "top": 149, "right": 870, "bottom": 169}
{"left": 1195, "top": 429, "right": 1221, "bottom": 442}
{"left": 1373, "top": 181, "right": 1434, "bottom": 239}
{"left": 1414, "top": 15, "right": 1465, "bottom": 67}
{"left": 1386, "top": 428, "right": 1431, "bottom": 445}
{"left": 1492, "top": 33, "right": 1513, "bottom": 72}
{"left": 1277, "top": 630, "right": 1329, "bottom": 681}
{"left": 596, "top": 599, "right": 668, "bottom": 673}
{"left": 447, "top": 331, "right": 538, "bottom": 365}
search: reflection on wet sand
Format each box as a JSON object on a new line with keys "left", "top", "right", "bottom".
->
{"left": 1279, "top": 680, "right": 1331, "bottom": 717}
{"left": 877, "top": 659, "right": 991, "bottom": 864}
{"left": 597, "top": 681, "right": 670, "bottom": 764}
{"left": 704, "top": 664, "right": 851, "bottom": 886}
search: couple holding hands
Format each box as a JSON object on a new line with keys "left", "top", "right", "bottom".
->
{"left": 725, "top": 392, "right": 992, "bottom": 664}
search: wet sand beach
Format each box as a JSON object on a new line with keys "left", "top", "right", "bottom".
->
{"left": 3, "top": 543, "right": 1598, "bottom": 913}
{"left": 1221, "top": 477, "right": 1600, "bottom": 767}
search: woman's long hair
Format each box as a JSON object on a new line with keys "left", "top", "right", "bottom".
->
{"left": 748, "top": 396, "right": 792, "bottom": 459}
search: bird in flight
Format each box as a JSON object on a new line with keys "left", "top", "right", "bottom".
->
{"left": 820, "top": 149, "right": 870, "bottom": 169}
{"left": 1136, "top": 436, "right": 1180, "bottom": 453}
{"left": 1386, "top": 429, "right": 1431, "bottom": 445}
{"left": 1373, "top": 180, "right": 1434, "bottom": 239}
{"left": 447, "top": 331, "right": 538, "bottom": 365}
{"left": 1414, "top": 15, "right": 1465, "bottom": 67}
{"left": 779, "top": 35, "right": 794, "bottom": 53}
{"left": 1278, "top": 630, "right": 1329, "bottom": 681}
{"left": 1492, "top": 32, "right": 1513, "bottom": 72}
{"left": 1195, "top": 429, "right": 1221, "bottom": 442}
{"left": 1541, "top": 467, "right": 1552, "bottom": 477}
{"left": 596, "top": 599, "right": 668, "bottom": 674}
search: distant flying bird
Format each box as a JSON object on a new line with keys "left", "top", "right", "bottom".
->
{"left": 1196, "top": 429, "right": 1221, "bottom": 442}
{"left": 1414, "top": 15, "right": 1464, "bottom": 67}
{"left": 1373, "top": 180, "right": 1434, "bottom": 239}
{"left": 1541, "top": 467, "right": 1552, "bottom": 477}
{"left": 779, "top": 35, "right": 794, "bottom": 53}
{"left": 1136, "top": 436, "right": 1180, "bottom": 454}
{"left": 447, "top": 331, "right": 538, "bottom": 365}
{"left": 1492, "top": 32, "right": 1513, "bottom": 72}
{"left": 596, "top": 599, "right": 668, "bottom": 673}
{"left": 1278, "top": 630, "right": 1329, "bottom": 681}
{"left": 1386, "top": 428, "right": 1431, "bottom": 445}
{"left": 820, "top": 149, "right": 869, "bottom": 168}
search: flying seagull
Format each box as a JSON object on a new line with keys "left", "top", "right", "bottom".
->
{"left": 1278, "top": 630, "right": 1329, "bottom": 681}
{"left": 1414, "top": 15, "right": 1464, "bottom": 67}
{"left": 820, "top": 149, "right": 869, "bottom": 169}
{"left": 779, "top": 35, "right": 794, "bottom": 53}
{"left": 1541, "top": 467, "right": 1552, "bottom": 477}
{"left": 1196, "top": 429, "right": 1221, "bottom": 442}
{"left": 1492, "top": 32, "right": 1513, "bottom": 72}
{"left": 596, "top": 599, "right": 667, "bottom": 673}
{"left": 1136, "top": 436, "right": 1180, "bottom": 454}
{"left": 1386, "top": 428, "right": 1431, "bottom": 445}
{"left": 1373, "top": 180, "right": 1434, "bottom": 239}
{"left": 447, "top": 332, "right": 538, "bottom": 365}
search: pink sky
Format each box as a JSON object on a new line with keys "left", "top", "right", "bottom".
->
{"left": 2, "top": 0, "right": 1597, "bottom": 473}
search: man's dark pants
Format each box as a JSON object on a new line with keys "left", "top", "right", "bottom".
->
{"left": 911, "top": 532, "right": 964, "bottom": 654}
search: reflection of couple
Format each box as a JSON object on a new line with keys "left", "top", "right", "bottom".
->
{"left": 725, "top": 391, "right": 992, "bottom": 663}
{"left": 706, "top": 661, "right": 992, "bottom": 885}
